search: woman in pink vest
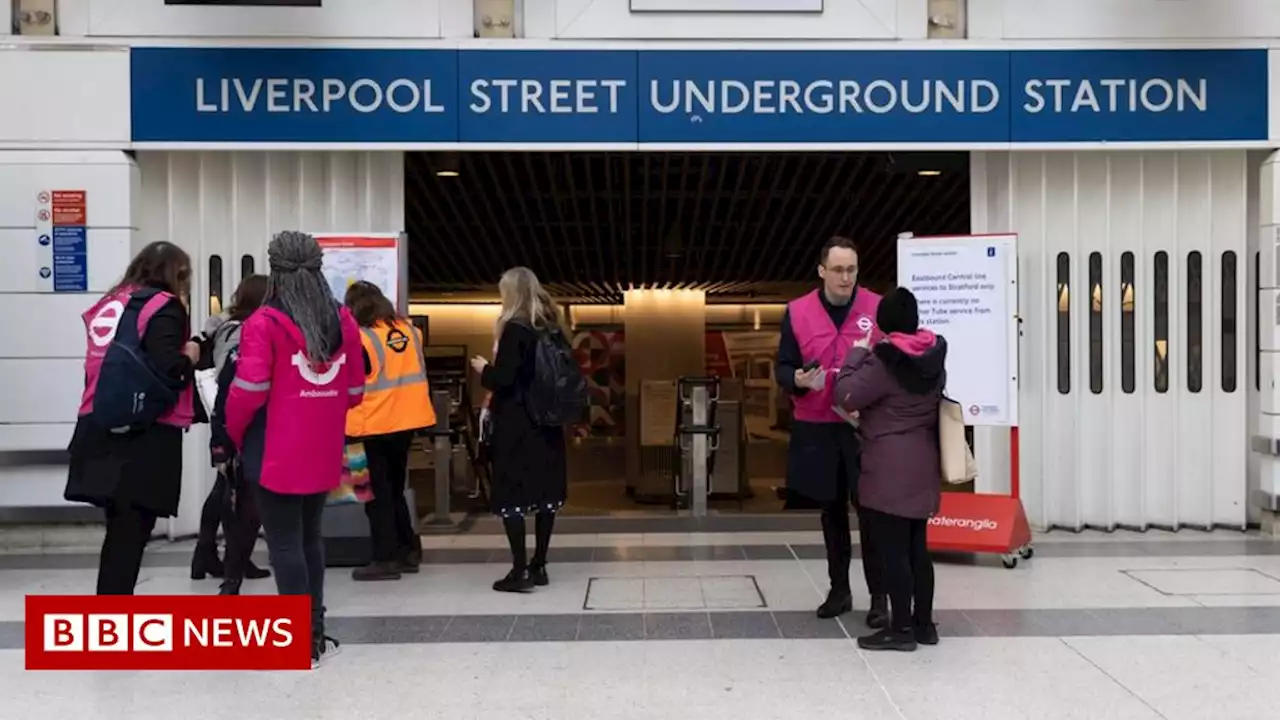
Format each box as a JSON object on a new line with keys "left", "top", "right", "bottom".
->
{"left": 65, "top": 241, "right": 200, "bottom": 595}
{"left": 223, "top": 230, "right": 365, "bottom": 670}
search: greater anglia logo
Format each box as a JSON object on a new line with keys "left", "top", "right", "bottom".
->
{"left": 928, "top": 515, "right": 1000, "bottom": 532}
{"left": 26, "top": 595, "right": 311, "bottom": 671}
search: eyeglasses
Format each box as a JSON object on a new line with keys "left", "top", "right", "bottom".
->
{"left": 823, "top": 265, "right": 858, "bottom": 277}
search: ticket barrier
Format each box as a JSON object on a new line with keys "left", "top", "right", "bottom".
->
{"left": 674, "top": 377, "right": 721, "bottom": 517}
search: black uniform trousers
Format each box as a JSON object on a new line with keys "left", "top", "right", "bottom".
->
{"left": 361, "top": 430, "right": 421, "bottom": 563}
{"left": 97, "top": 503, "right": 158, "bottom": 595}
{"left": 822, "top": 452, "right": 886, "bottom": 599}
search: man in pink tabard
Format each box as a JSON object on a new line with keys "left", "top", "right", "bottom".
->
{"left": 775, "top": 236, "right": 888, "bottom": 624}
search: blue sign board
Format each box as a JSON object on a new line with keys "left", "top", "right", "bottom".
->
{"left": 129, "top": 47, "right": 1271, "bottom": 145}
{"left": 51, "top": 226, "right": 88, "bottom": 292}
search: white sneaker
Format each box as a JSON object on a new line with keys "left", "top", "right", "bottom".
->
{"left": 310, "top": 636, "right": 341, "bottom": 669}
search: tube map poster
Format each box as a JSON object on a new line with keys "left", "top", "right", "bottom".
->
{"left": 314, "top": 234, "right": 400, "bottom": 308}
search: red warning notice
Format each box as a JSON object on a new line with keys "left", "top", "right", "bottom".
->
{"left": 52, "top": 191, "right": 87, "bottom": 226}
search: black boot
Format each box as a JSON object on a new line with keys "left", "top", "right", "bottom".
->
{"left": 857, "top": 628, "right": 917, "bottom": 652}
{"left": 914, "top": 622, "right": 939, "bottom": 646}
{"left": 865, "top": 595, "right": 889, "bottom": 629}
{"left": 493, "top": 568, "right": 535, "bottom": 594}
{"left": 397, "top": 547, "right": 422, "bottom": 574}
{"left": 245, "top": 561, "right": 271, "bottom": 580}
{"left": 191, "top": 544, "right": 224, "bottom": 580}
{"left": 218, "top": 579, "right": 242, "bottom": 596}
{"left": 351, "top": 561, "right": 401, "bottom": 581}
{"left": 816, "top": 588, "right": 853, "bottom": 619}
{"left": 528, "top": 563, "right": 549, "bottom": 587}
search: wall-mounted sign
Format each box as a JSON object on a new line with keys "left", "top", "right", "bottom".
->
{"left": 35, "top": 190, "right": 89, "bottom": 293}
{"left": 630, "top": 0, "right": 822, "bottom": 11}
{"left": 129, "top": 47, "right": 1270, "bottom": 146}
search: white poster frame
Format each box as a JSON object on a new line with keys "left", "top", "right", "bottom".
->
{"left": 896, "top": 232, "right": 1019, "bottom": 428}
{"left": 309, "top": 231, "right": 410, "bottom": 313}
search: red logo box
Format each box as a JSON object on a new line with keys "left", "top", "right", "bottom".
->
{"left": 25, "top": 595, "right": 312, "bottom": 671}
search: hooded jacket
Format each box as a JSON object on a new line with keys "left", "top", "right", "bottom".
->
{"left": 224, "top": 301, "right": 364, "bottom": 496}
{"left": 835, "top": 329, "right": 948, "bottom": 519}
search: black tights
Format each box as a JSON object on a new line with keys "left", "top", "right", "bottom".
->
{"left": 502, "top": 512, "right": 556, "bottom": 571}
{"left": 862, "top": 507, "right": 934, "bottom": 632}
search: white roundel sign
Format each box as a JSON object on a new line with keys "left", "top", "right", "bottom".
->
{"left": 856, "top": 315, "right": 873, "bottom": 332}
{"left": 89, "top": 301, "right": 125, "bottom": 348}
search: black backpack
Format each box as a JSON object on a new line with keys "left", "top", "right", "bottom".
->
{"left": 522, "top": 324, "right": 587, "bottom": 427}
{"left": 91, "top": 288, "right": 185, "bottom": 432}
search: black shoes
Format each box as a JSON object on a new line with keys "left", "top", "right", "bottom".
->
{"left": 857, "top": 629, "right": 918, "bottom": 652}
{"left": 244, "top": 561, "right": 271, "bottom": 580}
{"left": 351, "top": 561, "right": 402, "bottom": 581}
{"left": 865, "top": 596, "right": 889, "bottom": 629}
{"left": 492, "top": 569, "right": 535, "bottom": 593}
{"left": 914, "top": 622, "right": 939, "bottom": 646}
{"left": 190, "top": 546, "right": 224, "bottom": 580}
{"left": 816, "top": 589, "right": 853, "bottom": 619}
{"left": 398, "top": 548, "right": 422, "bottom": 575}
{"left": 529, "top": 563, "right": 549, "bottom": 587}
{"left": 218, "top": 580, "right": 241, "bottom": 596}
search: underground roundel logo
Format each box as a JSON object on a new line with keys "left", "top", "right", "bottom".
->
{"left": 88, "top": 300, "right": 125, "bottom": 348}
{"left": 856, "top": 315, "right": 873, "bottom": 333}
{"left": 385, "top": 328, "right": 409, "bottom": 354}
{"left": 968, "top": 405, "right": 981, "bottom": 417}
{"left": 291, "top": 352, "right": 346, "bottom": 386}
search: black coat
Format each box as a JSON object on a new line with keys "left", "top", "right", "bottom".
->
{"left": 65, "top": 295, "right": 193, "bottom": 517}
{"left": 480, "top": 321, "right": 568, "bottom": 517}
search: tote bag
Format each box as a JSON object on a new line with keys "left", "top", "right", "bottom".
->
{"left": 327, "top": 441, "right": 375, "bottom": 506}
{"left": 939, "top": 396, "right": 979, "bottom": 485}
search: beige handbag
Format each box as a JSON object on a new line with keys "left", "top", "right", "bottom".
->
{"left": 939, "top": 396, "right": 979, "bottom": 484}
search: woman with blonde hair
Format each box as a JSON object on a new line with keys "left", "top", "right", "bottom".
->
{"left": 470, "top": 267, "right": 572, "bottom": 593}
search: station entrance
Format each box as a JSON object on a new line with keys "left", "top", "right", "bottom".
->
{"left": 400, "top": 150, "right": 971, "bottom": 518}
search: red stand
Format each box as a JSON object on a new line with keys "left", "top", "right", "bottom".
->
{"left": 926, "top": 426, "right": 1034, "bottom": 568}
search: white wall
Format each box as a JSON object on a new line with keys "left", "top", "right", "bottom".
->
{"left": 53, "top": 0, "right": 473, "bottom": 38}
{"left": 0, "top": 48, "right": 130, "bottom": 149}
{"left": 971, "top": 0, "right": 1280, "bottom": 40}
{"left": 522, "top": 0, "right": 928, "bottom": 39}
{"left": 974, "top": 150, "right": 1255, "bottom": 532}
{"left": 0, "top": 150, "right": 140, "bottom": 508}
{"left": 135, "top": 150, "right": 404, "bottom": 537}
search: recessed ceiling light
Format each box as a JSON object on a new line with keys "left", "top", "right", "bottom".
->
{"left": 917, "top": 169, "right": 942, "bottom": 177}
{"left": 436, "top": 169, "right": 459, "bottom": 178}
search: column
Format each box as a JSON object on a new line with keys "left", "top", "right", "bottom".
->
{"left": 1256, "top": 151, "right": 1280, "bottom": 536}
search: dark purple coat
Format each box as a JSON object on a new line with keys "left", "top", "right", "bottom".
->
{"left": 835, "top": 330, "right": 948, "bottom": 520}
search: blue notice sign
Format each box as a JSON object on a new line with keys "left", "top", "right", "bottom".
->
{"left": 128, "top": 46, "right": 1271, "bottom": 145}
{"left": 52, "top": 226, "right": 88, "bottom": 292}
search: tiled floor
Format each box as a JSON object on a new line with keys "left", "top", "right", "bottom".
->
{"left": 3, "top": 528, "right": 1280, "bottom": 719}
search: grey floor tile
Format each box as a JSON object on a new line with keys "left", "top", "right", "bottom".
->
{"left": 438, "top": 615, "right": 517, "bottom": 643}
{"left": 772, "top": 611, "right": 850, "bottom": 639}
{"left": 577, "top": 613, "right": 646, "bottom": 642}
{"left": 788, "top": 545, "right": 828, "bottom": 561}
{"left": 1087, "top": 608, "right": 1194, "bottom": 636}
{"left": 592, "top": 546, "right": 655, "bottom": 563}
{"left": 421, "top": 549, "right": 495, "bottom": 565}
{"left": 933, "top": 609, "right": 982, "bottom": 637}
{"left": 545, "top": 546, "right": 594, "bottom": 563}
{"left": 1170, "top": 606, "right": 1280, "bottom": 634}
{"left": 0, "top": 621, "right": 22, "bottom": 650}
{"left": 709, "top": 611, "right": 781, "bottom": 639}
{"left": 644, "top": 612, "right": 713, "bottom": 640}
{"left": 687, "top": 545, "right": 748, "bottom": 561}
{"left": 742, "top": 544, "right": 795, "bottom": 560}
{"left": 963, "top": 609, "right": 1111, "bottom": 637}
{"left": 507, "top": 614, "right": 581, "bottom": 643}
{"left": 327, "top": 615, "right": 451, "bottom": 644}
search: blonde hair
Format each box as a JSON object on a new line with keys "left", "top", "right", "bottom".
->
{"left": 496, "top": 267, "right": 566, "bottom": 337}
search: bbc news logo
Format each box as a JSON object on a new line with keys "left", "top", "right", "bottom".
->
{"left": 26, "top": 595, "right": 311, "bottom": 670}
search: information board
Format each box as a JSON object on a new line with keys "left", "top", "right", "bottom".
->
{"left": 35, "top": 190, "right": 89, "bottom": 292}
{"left": 896, "top": 234, "right": 1018, "bottom": 427}
{"left": 313, "top": 233, "right": 406, "bottom": 311}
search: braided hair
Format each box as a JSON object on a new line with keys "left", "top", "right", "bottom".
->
{"left": 265, "top": 230, "right": 341, "bottom": 364}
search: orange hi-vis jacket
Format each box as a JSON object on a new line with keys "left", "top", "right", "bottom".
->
{"left": 345, "top": 319, "right": 437, "bottom": 438}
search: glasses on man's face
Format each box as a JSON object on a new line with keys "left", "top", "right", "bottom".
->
{"left": 823, "top": 265, "right": 858, "bottom": 278}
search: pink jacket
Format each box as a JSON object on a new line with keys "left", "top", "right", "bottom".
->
{"left": 224, "top": 304, "right": 365, "bottom": 495}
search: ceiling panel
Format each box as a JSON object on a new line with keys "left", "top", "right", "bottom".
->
{"left": 405, "top": 151, "right": 969, "bottom": 301}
